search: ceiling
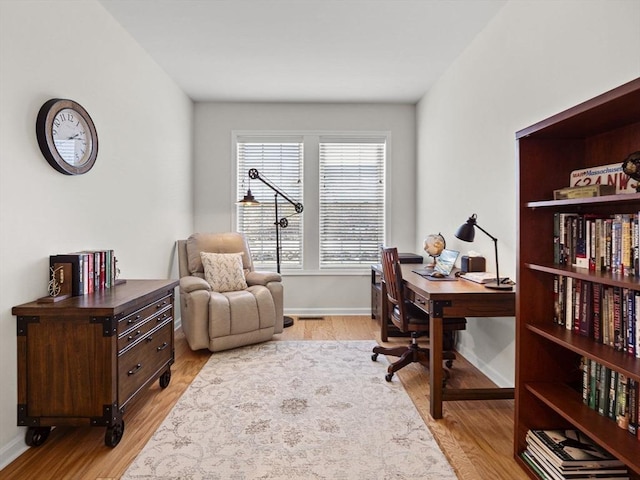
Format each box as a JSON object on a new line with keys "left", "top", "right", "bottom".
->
{"left": 98, "top": 0, "right": 506, "bottom": 103}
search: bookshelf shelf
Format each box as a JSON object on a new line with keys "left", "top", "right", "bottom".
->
{"left": 527, "top": 262, "right": 640, "bottom": 289}
{"left": 527, "top": 323, "right": 640, "bottom": 380}
{"left": 527, "top": 193, "right": 640, "bottom": 210}
{"left": 527, "top": 382, "right": 640, "bottom": 473}
{"left": 515, "top": 78, "right": 640, "bottom": 480}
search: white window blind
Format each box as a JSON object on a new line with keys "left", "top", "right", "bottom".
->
{"left": 319, "top": 138, "right": 385, "bottom": 268}
{"left": 236, "top": 139, "right": 304, "bottom": 270}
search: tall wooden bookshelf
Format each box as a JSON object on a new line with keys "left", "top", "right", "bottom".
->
{"left": 515, "top": 78, "right": 640, "bottom": 478}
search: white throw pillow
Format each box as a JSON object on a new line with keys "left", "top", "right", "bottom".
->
{"left": 200, "top": 252, "right": 247, "bottom": 292}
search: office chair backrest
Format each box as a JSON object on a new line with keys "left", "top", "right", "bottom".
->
{"left": 381, "top": 247, "right": 409, "bottom": 329}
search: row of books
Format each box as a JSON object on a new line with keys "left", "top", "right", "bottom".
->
{"left": 522, "top": 429, "right": 629, "bottom": 480}
{"left": 581, "top": 357, "right": 640, "bottom": 440}
{"left": 49, "top": 250, "right": 117, "bottom": 296}
{"left": 553, "top": 276, "right": 640, "bottom": 358}
{"left": 553, "top": 212, "right": 639, "bottom": 277}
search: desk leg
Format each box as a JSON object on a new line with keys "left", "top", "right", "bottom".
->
{"left": 429, "top": 312, "right": 444, "bottom": 419}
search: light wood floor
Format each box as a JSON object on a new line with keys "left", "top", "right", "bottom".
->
{"left": 0, "top": 316, "right": 528, "bottom": 480}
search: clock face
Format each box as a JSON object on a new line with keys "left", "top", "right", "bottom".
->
{"left": 52, "top": 108, "right": 93, "bottom": 166}
{"left": 36, "top": 98, "right": 98, "bottom": 175}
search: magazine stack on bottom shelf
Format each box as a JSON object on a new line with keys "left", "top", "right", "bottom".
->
{"left": 522, "top": 429, "right": 629, "bottom": 480}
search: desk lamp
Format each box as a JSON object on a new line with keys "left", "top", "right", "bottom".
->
{"left": 454, "top": 213, "right": 512, "bottom": 290}
{"left": 238, "top": 168, "right": 304, "bottom": 327}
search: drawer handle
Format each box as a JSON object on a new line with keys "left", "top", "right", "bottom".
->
{"left": 146, "top": 335, "right": 153, "bottom": 342}
{"left": 127, "top": 314, "right": 142, "bottom": 325}
{"left": 157, "top": 342, "right": 168, "bottom": 352}
{"left": 415, "top": 297, "right": 426, "bottom": 305}
{"left": 156, "top": 300, "right": 168, "bottom": 309}
{"left": 128, "top": 363, "right": 142, "bottom": 375}
{"left": 157, "top": 313, "right": 168, "bottom": 322}
{"left": 127, "top": 330, "right": 142, "bottom": 341}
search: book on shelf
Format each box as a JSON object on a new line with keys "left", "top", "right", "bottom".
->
{"left": 553, "top": 276, "right": 638, "bottom": 359}
{"left": 526, "top": 429, "right": 626, "bottom": 469}
{"left": 554, "top": 184, "right": 617, "bottom": 200}
{"left": 554, "top": 212, "right": 638, "bottom": 276}
{"left": 522, "top": 448, "right": 629, "bottom": 480}
{"left": 581, "top": 356, "right": 640, "bottom": 438}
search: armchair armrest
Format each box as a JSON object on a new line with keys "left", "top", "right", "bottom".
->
{"left": 180, "top": 276, "right": 211, "bottom": 293}
{"left": 245, "top": 270, "right": 282, "bottom": 286}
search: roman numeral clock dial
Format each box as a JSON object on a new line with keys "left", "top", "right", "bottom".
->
{"left": 36, "top": 98, "right": 98, "bottom": 175}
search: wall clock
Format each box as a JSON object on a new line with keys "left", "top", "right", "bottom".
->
{"left": 36, "top": 98, "right": 98, "bottom": 175}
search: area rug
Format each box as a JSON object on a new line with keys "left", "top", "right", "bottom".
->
{"left": 122, "top": 340, "right": 457, "bottom": 480}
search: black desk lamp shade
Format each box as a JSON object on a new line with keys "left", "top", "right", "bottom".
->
{"left": 454, "top": 214, "right": 512, "bottom": 290}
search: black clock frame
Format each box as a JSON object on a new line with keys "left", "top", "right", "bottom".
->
{"left": 36, "top": 98, "right": 98, "bottom": 175}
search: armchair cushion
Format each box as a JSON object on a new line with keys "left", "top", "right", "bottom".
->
{"left": 200, "top": 252, "right": 248, "bottom": 292}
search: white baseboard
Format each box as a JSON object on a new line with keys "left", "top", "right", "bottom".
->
{"left": 286, "top": 308, "right": 370, "bottom": 317}
{"left": 0, "top": 430, "right": 28, "bottom": 471}
{"left": 455, "top": 344, "right": 513, "bottom": 388}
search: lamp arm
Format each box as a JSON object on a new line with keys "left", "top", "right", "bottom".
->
{"left": 473, "top": 223, "right": 498, "bottom": 243}
{"left": 248, "top": 168, "right": 303, "bottom": 213}
{"left": 475, "top": 222, "right": 501, "bottom": 285}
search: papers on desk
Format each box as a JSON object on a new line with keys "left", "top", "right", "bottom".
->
{"left": 460, "top": 272, "right": 509, "bottom": 284}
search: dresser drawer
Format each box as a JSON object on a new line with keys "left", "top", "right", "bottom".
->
{"left": 118, "top": 294, "right": 173, "bottom": 335}
{"left": 117, "top": 307, "right": 172, "bottom": 352}
{"left": 118, "top": 320, "right": 173, "bottom": 407}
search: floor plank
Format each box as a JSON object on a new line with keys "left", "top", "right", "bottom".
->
{"left": 0, "top": 316, "right": 527, "bottom": 480}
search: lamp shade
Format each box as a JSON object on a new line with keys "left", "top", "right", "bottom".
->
{"left": 237, "top": 189, "right": 260, "bottom": 206}
{"left": 455, "top": 215, "right": 477, "bottom": 242}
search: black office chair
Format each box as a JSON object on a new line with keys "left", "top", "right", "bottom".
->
{"left": 371, "top": 247, "right": 466, "bottom": 382}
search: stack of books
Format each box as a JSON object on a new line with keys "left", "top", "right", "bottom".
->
{"left": 522, "top": 429, "right": 629, "bottom": 480}
{"left": 49, "top": 250, "right": 117, "bottom": 297}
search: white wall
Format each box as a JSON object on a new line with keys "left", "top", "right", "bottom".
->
{"left": 193, "top": 102, "right": 416, "bottom": 315}
{"left": 0, "top": 0, "right": 193, "bottom": 467}
{"left": 416, "top": 0, "right": 640, "bottom": 387}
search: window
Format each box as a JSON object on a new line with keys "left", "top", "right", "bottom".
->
{"left": 319, "top": 138, "right": 385, "bottom": 268}
{"left": 236, "top": 138, "right": 304, "bottom": 270}
{"left": 235, "top": 132, "right": 386, "bottom": 272}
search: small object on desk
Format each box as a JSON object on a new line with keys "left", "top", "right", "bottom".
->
{"left": 412, "top": 248, "right": 459, "bottom": 281}
{"left": 460, "top": 271, "right": 510, "bottom": 285}
{"left": 398, "top": 252, "right": 424, "bottom": 264}
{"left": 412, "top": 268, "right": 459, "bottom": 281}
{"left": 461, "top": 255, "right": 485, "bottom": 273}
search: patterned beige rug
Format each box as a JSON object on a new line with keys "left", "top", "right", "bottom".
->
{"left": 122, "top": 340, "right": 457, "bottom": 480}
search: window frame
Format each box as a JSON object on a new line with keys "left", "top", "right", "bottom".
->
{"left": 232, "top": 130, "right": 390, "bottom": 274}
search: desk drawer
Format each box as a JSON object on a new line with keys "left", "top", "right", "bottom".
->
{"left": 407, "top": 290, "right": 429, "bottom": 313}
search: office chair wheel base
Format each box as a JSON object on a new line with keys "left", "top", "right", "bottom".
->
{"left": 385, "top": 373, "right": 394, "bottom": 382}
{"left": 371, "top": 353, "right": 379, "bottom": 361}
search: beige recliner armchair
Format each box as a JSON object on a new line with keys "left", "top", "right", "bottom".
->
{"left": 177, "top": 232, "right": 284, "bottom": 352}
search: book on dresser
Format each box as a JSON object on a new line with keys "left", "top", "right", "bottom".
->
{"left": 49, "top": 249, "right": 116, "bottom": 296}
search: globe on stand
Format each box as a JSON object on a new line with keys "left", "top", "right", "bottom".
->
{"left": 423, "top": 233, "right": 446, "bottom": 268}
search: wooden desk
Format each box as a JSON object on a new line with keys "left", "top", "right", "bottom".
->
{"left": 374, "top": 264, "right": 516, "bottom": 419}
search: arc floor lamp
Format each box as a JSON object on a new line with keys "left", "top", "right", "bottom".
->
{"left": 238, "top": 168, "right": 303, "bottom": 328}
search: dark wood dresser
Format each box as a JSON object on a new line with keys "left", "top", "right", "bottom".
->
{"left": 13, "top": 279, "right": 178, "bottom": 447}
